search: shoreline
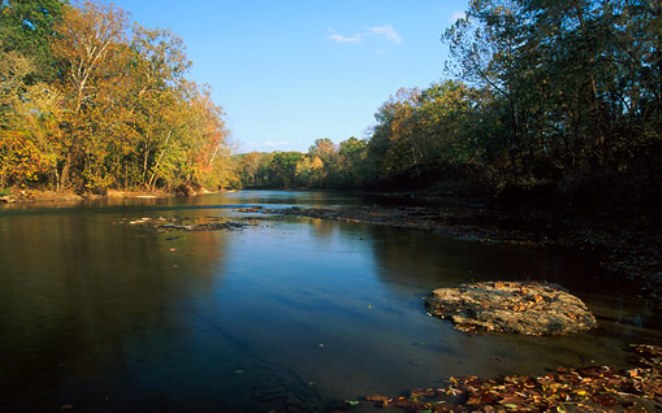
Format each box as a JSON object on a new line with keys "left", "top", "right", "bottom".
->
{"left": 356, "top": 344, "right": 661, "bottom": 412}
{"left": 0, "top": 188, "right": 192, "bottom": 204}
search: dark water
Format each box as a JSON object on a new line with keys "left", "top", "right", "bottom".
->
{"left": 0, "top": 191, "right": 659, "bottom": 412}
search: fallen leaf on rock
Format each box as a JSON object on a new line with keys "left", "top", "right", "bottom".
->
{"left": 425, "top": 281, "right": 597, "bottom": 335}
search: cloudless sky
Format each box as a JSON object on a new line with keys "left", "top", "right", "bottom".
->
{"left": 107, "top": 0, "right": 468, "bottom": 153}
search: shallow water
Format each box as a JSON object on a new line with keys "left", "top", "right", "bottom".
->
{"left": 0, "top": 191, "right": 659, "bottom": 412}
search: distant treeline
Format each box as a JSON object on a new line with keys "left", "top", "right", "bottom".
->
{"left": 0, "top": 1, "right": 234, "bottom": 193}
{"left": 3, "top": 1, "right": 659, "bottom": 204}
{"left": 236, "top": 1, "right": 660, "bottom": 206}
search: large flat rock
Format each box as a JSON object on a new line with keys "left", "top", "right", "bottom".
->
{"left": 425, "top": 281, "right": 597, "bottom": 335}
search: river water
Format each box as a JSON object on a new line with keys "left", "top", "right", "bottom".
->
{"left": 0, "top": 190, "right": 659, "bottom": 412}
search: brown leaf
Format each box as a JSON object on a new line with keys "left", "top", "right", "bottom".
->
{"left": 499, "top": 395, "right": 526, "bottom": 406}
{"left": 410, "top": 387, "right": 435, "bottom": 398}
{"left": 365, "top": 394, "right": 392, "bottom": 406}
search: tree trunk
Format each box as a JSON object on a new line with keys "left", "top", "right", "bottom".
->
{"left": 54, "top": 168, "right": 60, "bottom": 192}
{"left": 59, "top": 151, "right": 73, "bottom": 191}
{"left": 142, "top": 148, "right": 150, "bottom": 184}
{"left": 147, "top": 130, "right": 173, "bottom": 190}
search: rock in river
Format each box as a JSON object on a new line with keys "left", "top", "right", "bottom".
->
{"left": 425, "top": 281, "right": 597, "bottom": 335}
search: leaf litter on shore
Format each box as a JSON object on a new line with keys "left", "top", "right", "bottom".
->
{"left": 355, "top": 345, "right": 661, "bottom": 413}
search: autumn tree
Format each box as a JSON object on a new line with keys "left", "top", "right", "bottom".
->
{"left": 0, "top": 1, "right": 66, "bottom": 188}
{"left": 184, "top": 85, "right": 233, "bottom": 190}
{"left": 52, "top": 1, "right": 129, "bottom": 190}
{"left": 235, "top": 152, "right": 263, "bottom": 187}
{"left": 126, "top": 26, "right": 191, "bottom": 188}
{"left": 295, "top": 155, "right": 325, "bottom": 187}
{"left": 1, "top": 0, "right": 232, "bottom": 193}
{"left": 0, "top": 46, "right": 65, "bottom": 187}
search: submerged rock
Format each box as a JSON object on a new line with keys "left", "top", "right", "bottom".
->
{"left": 425, "top": 281, "right": 597, "bottom": 335}
{"left": 118, "top": 216, "right": 249, "bottom": 232}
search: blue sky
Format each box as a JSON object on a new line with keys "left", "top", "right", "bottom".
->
{"left": 108, "top": 0, "right": 468, "bottom": 153}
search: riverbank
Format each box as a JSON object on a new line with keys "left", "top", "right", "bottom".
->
{"left": 0, "top": 188, "right": 182, "bottom": 203}
{"left": 355, "top": 344, "right": 661, "bottom": 412}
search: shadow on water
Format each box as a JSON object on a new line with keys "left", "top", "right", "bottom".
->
{"left": 0, "top": 209, "right": 325, "bottom": 412}
{"left": 0, "top": 190, "right": 660, "bottom": 411}
{"left": 363, "top": 223, "right": 660, "bottom": 376}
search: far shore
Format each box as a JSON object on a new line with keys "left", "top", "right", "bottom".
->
{"left": 0, "top": 187, "right": 219, "bottom": 204}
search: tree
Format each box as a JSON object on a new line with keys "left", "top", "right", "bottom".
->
{"left": 266, "top": 152, "right": 304, "bottom": 188}
{"left": 186, "top": 85, "right": 232, "bottom": 190}
{"left": 0, "top": 0, "right": 233, "bottom": 193}
{"left": 443, "top": 0, "right": 661, "bottom": 198}
{"left": 236, "top": 152, "right": 266, "bottom": 187}
{"left": 295, "top": 155, "right": 324, "bottom": 187}
{"left": 0, "top": 48, "right": 61, "bottom": 187}
{"left": 52, "top": 1, "right": 129, "bottom": 190}
{"left": 128, "top": 25, "right": 191, "bottom": 188}
{"left": 337, "top": 136, "right": 370, "bottom": 187}
{"left": 0, "top": 0, "right": 67, "bottom": 82}
{"left": 367, "top": 87, "right": 422, "bottom": 184}
{"left": 365, "top": 83, "right": 481, "bottom": 188}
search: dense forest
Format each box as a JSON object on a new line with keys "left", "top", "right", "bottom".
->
{"left": 0, "top": 0, "right": 234, "bottom": 193}
{"left": 2, "top": 0, "right": 660, "bottom": 206}
{"left": 235, "top": 0, "right": 660, "bottom": 206}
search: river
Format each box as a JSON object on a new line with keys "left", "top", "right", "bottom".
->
{"left": 0, "top": 190, "right": 659, "bottom": 412}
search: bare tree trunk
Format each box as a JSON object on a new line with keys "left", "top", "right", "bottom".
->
{"left": 147, "top": 130, "right": 173, "bottom": 190}
{"left": 209, "top": 145, "right": 220, "bottom": 167}
{"left": 54, "top": 168, "right": 60, "bottom": 192}
{"left": 142, "top": 148, "right": 150, "bottom": 183}
{"left": 59, "top": 151, "right": 73, "bottom": 191}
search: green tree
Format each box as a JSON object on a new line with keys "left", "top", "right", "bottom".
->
{"left": 337, "top": 136, "right": 370, "bottom": 187}
{"left": 0, "top": 0, "right": 67, "bottom": 82}
{"left": 266, "top": 152, "right": 304, "bottom": 188}
{"left": 443, "top": 0, "right": 661, "bottom": 198}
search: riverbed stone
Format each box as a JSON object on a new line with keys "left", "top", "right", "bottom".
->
{"left": 119, "top": 216, "right": 249, "bottom": 231}
{"left": 425, "top": 281, "right": 597, "bottom": 335}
